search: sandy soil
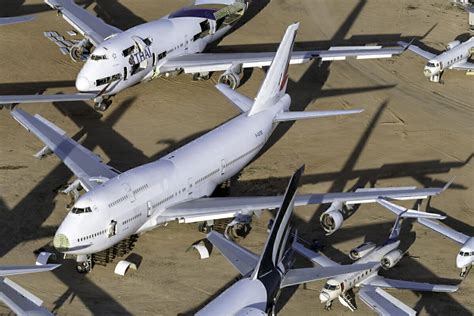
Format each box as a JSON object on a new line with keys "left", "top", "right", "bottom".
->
{"left": 0, "top": 0, "right": 473, "bottom": 315}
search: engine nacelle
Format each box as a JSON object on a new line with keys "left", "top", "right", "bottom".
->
{"left": 349, "top": 242, "right": 376, "bottom": 260}
{"left": 69, "top": 38, "right": 92, "bottom": 62}
{"left": 381, "top": 249, "right": 403, "bottom": 270}
{"left": 320, "top": 202, "right": 344, "bottom": 235}
{"left": 225, "top": 213, "right": 252, "bottom": 240}
{"left": 218, "top": 63, "right": 243, "bottom": 89}
{"left": 446, "top": 40, "right": 461, "bottom": 50}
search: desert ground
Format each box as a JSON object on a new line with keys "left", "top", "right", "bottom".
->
{"left": 0, "top": 0, "right": 473, "bottom": 315}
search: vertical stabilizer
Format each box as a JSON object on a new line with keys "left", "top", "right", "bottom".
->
{"left": 248, "top": 22, "right": 299, "bottom": 116}
{"left": 252, "top": 165, "right": 304, "bottom": 280}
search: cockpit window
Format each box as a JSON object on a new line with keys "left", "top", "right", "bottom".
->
{"left": 72, "top": 207, "right": 92, "bottom": 214}
{"left": 464, "top": 252, "right": 470, "bottom": 257}
{"left": 122, "top": 46, "right": 135, "bottom": 57}
{"left": 323, "top": 283, "right": 338, "bottom": 291}
{"left": 90, "top": 54, "right": 108, "bottom": 61}
{"left": 426, "top": 62, "right": 436, "bottom": 67}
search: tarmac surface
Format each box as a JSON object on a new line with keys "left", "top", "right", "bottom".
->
{"left": 0, "top": 0, "right": 473, "bottom": 315}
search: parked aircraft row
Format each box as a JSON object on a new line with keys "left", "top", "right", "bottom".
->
{"left": 0, "top": 0, "right": 471, "bottom": 315}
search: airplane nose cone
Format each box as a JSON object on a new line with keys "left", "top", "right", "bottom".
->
{"left": 76, "top": 76, "right": 91, "bottom": 92}
{"left": 53, "top": 233, "right": 70, "bottom": 251}
{"left": 456, "top": 256, "right": 465, "bottom": 269}
{"left": 319, "top": 292, "right": 330, "bottom": 303}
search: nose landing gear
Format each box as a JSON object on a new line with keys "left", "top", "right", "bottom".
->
{"left": 94, "top": 96, "right": 112, "bottom": 112}
{"left": 76, "top": 255, "right": 92, "bottom": 274}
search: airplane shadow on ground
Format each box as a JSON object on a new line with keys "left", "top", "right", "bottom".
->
{"left": 2, "top": 0, "right": 50, "bottom": 17}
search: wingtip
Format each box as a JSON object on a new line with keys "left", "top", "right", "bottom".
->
{"left": 442, "top": 177, "right": 455, "bottom": 192}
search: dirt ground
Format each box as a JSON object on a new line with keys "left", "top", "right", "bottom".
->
{"left": 0, "top": 0, "right": 473, "bottom": 315}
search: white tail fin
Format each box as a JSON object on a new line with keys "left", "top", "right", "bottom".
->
{"left": 249, "top": 22, "right": 299, "bottom": 116}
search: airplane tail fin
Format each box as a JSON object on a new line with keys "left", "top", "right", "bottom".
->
{"left": 248, "top": 22, "right": 299, "bottom": 116}
{"left": 252, "top": 165, "right": 304, "bottom": 280}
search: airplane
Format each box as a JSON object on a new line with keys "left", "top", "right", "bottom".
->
{"left": 0, "top": 263, "right": 60, "bottom": 315}
{"left": 291, "top": 199, "right": 458, "bottom": 315}
{"left": 197, "top": 166, "right": 379, "bottom": 315}
{"left": 0, "top": 0, "right": 405, "bottom": 111}
{"left": 418, "top": 217, "right": 473, "bottom": 278}
{"left": 10, "top": 23, "right": 446, "bottom": 274}
{"left": 398, "top": 37, "right": 474, "bottom": 83}
{"left": 0, "top": 15, "right": 35, "bottom": 26}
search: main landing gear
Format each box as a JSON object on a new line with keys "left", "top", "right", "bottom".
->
{"left": 94, "top": 96, "right": 112, "bottom": 112}
{"left": 460, "top": 265, "right": 472, "bottom": 278}
{"left": 76, "top": 255, "right": 92, "bottom": 273}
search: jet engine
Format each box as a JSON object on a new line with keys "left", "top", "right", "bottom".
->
{"left": 225, "top": 213, "right": 252, "bottom": 240}
{"left": 320, "top": 202, "right": 345, "bottom": 235}
{"left": 349, "top": 242, "right": 376, "bottom": 260}
{"left": 218, "top": 63, "right": 243, "bottom": 89}
{"left": 381, "top": 249, "right": 403, "bottom": 270}
{"left": 446, "top": 40, "right": 461, "bottom": 50}
{"left": 69, "top": 38, "right": 92, "bottom": 62}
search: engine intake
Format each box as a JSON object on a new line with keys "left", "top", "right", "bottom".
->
{"left": 381, "top": 249, "right": 403, "bottom": 270}
{"left": 349, "top": 242, "right": 376, "bottom": 260}
{"left": 320, "top": 202, "right": 344, "bottom": 235}
{"left": 446, "top": 40, "right": 461, "bottom": 50}
{"left": 218, "top": 63, "right": 243, "bottom": 89}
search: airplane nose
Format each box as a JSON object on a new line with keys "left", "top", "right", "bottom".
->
{"left": 53, "top": 233, "right": 70, "bottom": 251}
{"left": 423, "top": 68, "right": 432, "bottom": 77}
{"left": 76, "top": 76, "right": 91, "bottom": 92}
{"left": 319, "top": 292, "right": 330, "bottom": 303}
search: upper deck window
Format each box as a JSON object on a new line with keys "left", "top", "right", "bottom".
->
{"left": 72, "top": 207, "right": 92, "bottom": 214}
{"left": 90, "top": 54, "right": 107, "bottom": 61}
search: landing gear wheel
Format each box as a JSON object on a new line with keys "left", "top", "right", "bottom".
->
{"left": 192, "top": 72, "right": 211, "bottom": 81}
{"left": 94, "top": 99, "right": 111, "bottom": 112}
{"left": 198, "top": 221, "right": 213, "bottom": 234}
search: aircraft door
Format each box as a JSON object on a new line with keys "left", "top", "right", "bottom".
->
{"left": 221, "top": 159, "right": 226, "bottom": 175}
{"left": 147, "top": 201, "right": 152, "bottom": 217}
{"left": 107, "top": 220, "right": 117, "bottom": 237}
{"left": 188, "top": 177, "right": 193, "bottom": 196}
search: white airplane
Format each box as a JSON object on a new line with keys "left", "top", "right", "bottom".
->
{"left": 292, "top": 199, "right": 458, "bottom": 316}
{"left": 0, "top": 263, "right": 60, "bottom": 315}
{"left": 0, "top": 15, "right": 35, "bottom": 26}
{"left": 11, "top": 23, "right": 446, "bottom": 273}
{"left": 0, "top": 0, "right": 405, "bottom": 111}
{"left": 399, "top": 37, "right": 474, "bottom": 82}
{"left": 197, "top": 166, "right": 377, "bottom": 315}
{"left": 418, "top": 217, "right": 473, "bottom": 278}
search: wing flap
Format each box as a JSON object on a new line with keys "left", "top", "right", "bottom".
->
{"left": 45, "top": 0, "right": 121, "bottom": 46}
{"left": 207, "top": 231, "right": 258, "bottom": 276}
{"left": 11, "top": 109, "right": 119, "bottom": 190}
{"left": 359, "top": 285, "right": 416, "bottom": 316}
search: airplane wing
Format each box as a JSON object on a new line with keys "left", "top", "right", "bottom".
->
{"left": 452, "top": 61, "right": 474, "bottom": 71}
{"left": 0, "top": 93, "right": 96, "bottom": 106}
{"left": 206, "top": 231, "right": 259, "bottom": 276}
{"left": 292, "top": 241, "right": 339, "bottom": 267}
{"left": 45, "top": 0, "right": 122, "bottom": 46}
{"left": 281, "top": 262, "right": 377, "bottom": 288}
{"left": 376, "top": 198, "right": 446, "bottom": 219}
{"left": 398, "top": 41, "right": 436, "bottom": 60}
{"left": 10, "top": 108, "right": 120, "bottom": 191}
{"left": 0, "top": 15, "right": 35, "bottom": 26}
{"left": 417, "top": 218, "right": 470, "bottom": 245}
{"left": 0, "top": 264, "right": 60, "bottom": 277}
{"left": 161, "top": 185, "right": 446, "bottom": 224}
{"left": 362, "top": 275, "right": 458, "bottom": 292}
{"left": 358, "top": 285, "right": 416, "bottom": 316}
{"left": 0, "top": 278, "right": 52, "bottom": 316}
{"left": 159, "top": 46, "right": 404, "bottom": 74}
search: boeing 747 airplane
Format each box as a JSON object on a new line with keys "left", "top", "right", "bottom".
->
{"left": 11, "top": 23, "right": 446, "bottom": 273}
{"left": 0, "top": 0, "right": 404, "bottom": 111}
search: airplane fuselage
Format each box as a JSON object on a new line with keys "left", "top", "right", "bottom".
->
{"left": 75, "top": 2, "right": 247, "bottom": 95}
{"left": 424, "top": 37, "right": 474, "bottom": 78}
{"left": 53, "top": 95, "right": 290, "bottom": 256}
{"left": 456, "top": 237, "right": 474, "bottom": 269}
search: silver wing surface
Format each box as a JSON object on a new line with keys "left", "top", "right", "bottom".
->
{"left": 376, "top": 198, "right": 446, "bottom": 219}
{"left": 417, "top": 218, "right": 470, "bottom": 245}
{"left": 0, "top": 15, "right": 35, "bottom": 26}
{"left": 159, "top": 46, "right": 404, "bottom": 74}
{"left": 362, "top": 275, "right": 458, "bottom": 292}
{"left": 398, "top": 41, "right": 436, "bottom": 60}
{"left": 206, "top": 231, "right": 258, "bottom": 276}
{"left": 0, "top": 93, "right": 96, "bottom": 105}
{"left": 0, "top": 264, "right": 60, "bottom": 277}
{"left": 281, "top": 262, "right": 377, "bottom": 288}
{"left": 0, "top": 278, "right": 52, "bottom": 316}
{"left": 452, "top": 61, "right": 474, "bottom": 71}
{"left": 358, "top": 285, "right": 416, "bottom": 316}
{"left": 45, "top": 0, "right": 122, "bottom": 46}
{"left": 292, "top": 241, "right": 339, "bottom": 267}
{"left": 161, "top": 185, "right": 446, "bottom": 224}
{"left": 11, "top": 108, "right": 119, "bottom": 191}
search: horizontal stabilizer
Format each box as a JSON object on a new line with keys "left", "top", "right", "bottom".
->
{"left": 215, "top": 83, "right": 253, "bottom": 113}
{"left": 281, "top": 262, "right": 377, "bottom": 288}
{"left": 206, "top": 231, "right": 258, "bottom": 276}
{"left": 0, "top": 93, "right": 96, "bottom": 105}
{"left": 359, "top": 285, "right": 416, "bottom": 316}
{"left": 377, "top": 198, "right": 446, "bottom": 219}
{"left": 274, "top": 109, "right": 363, "bottom": 122}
